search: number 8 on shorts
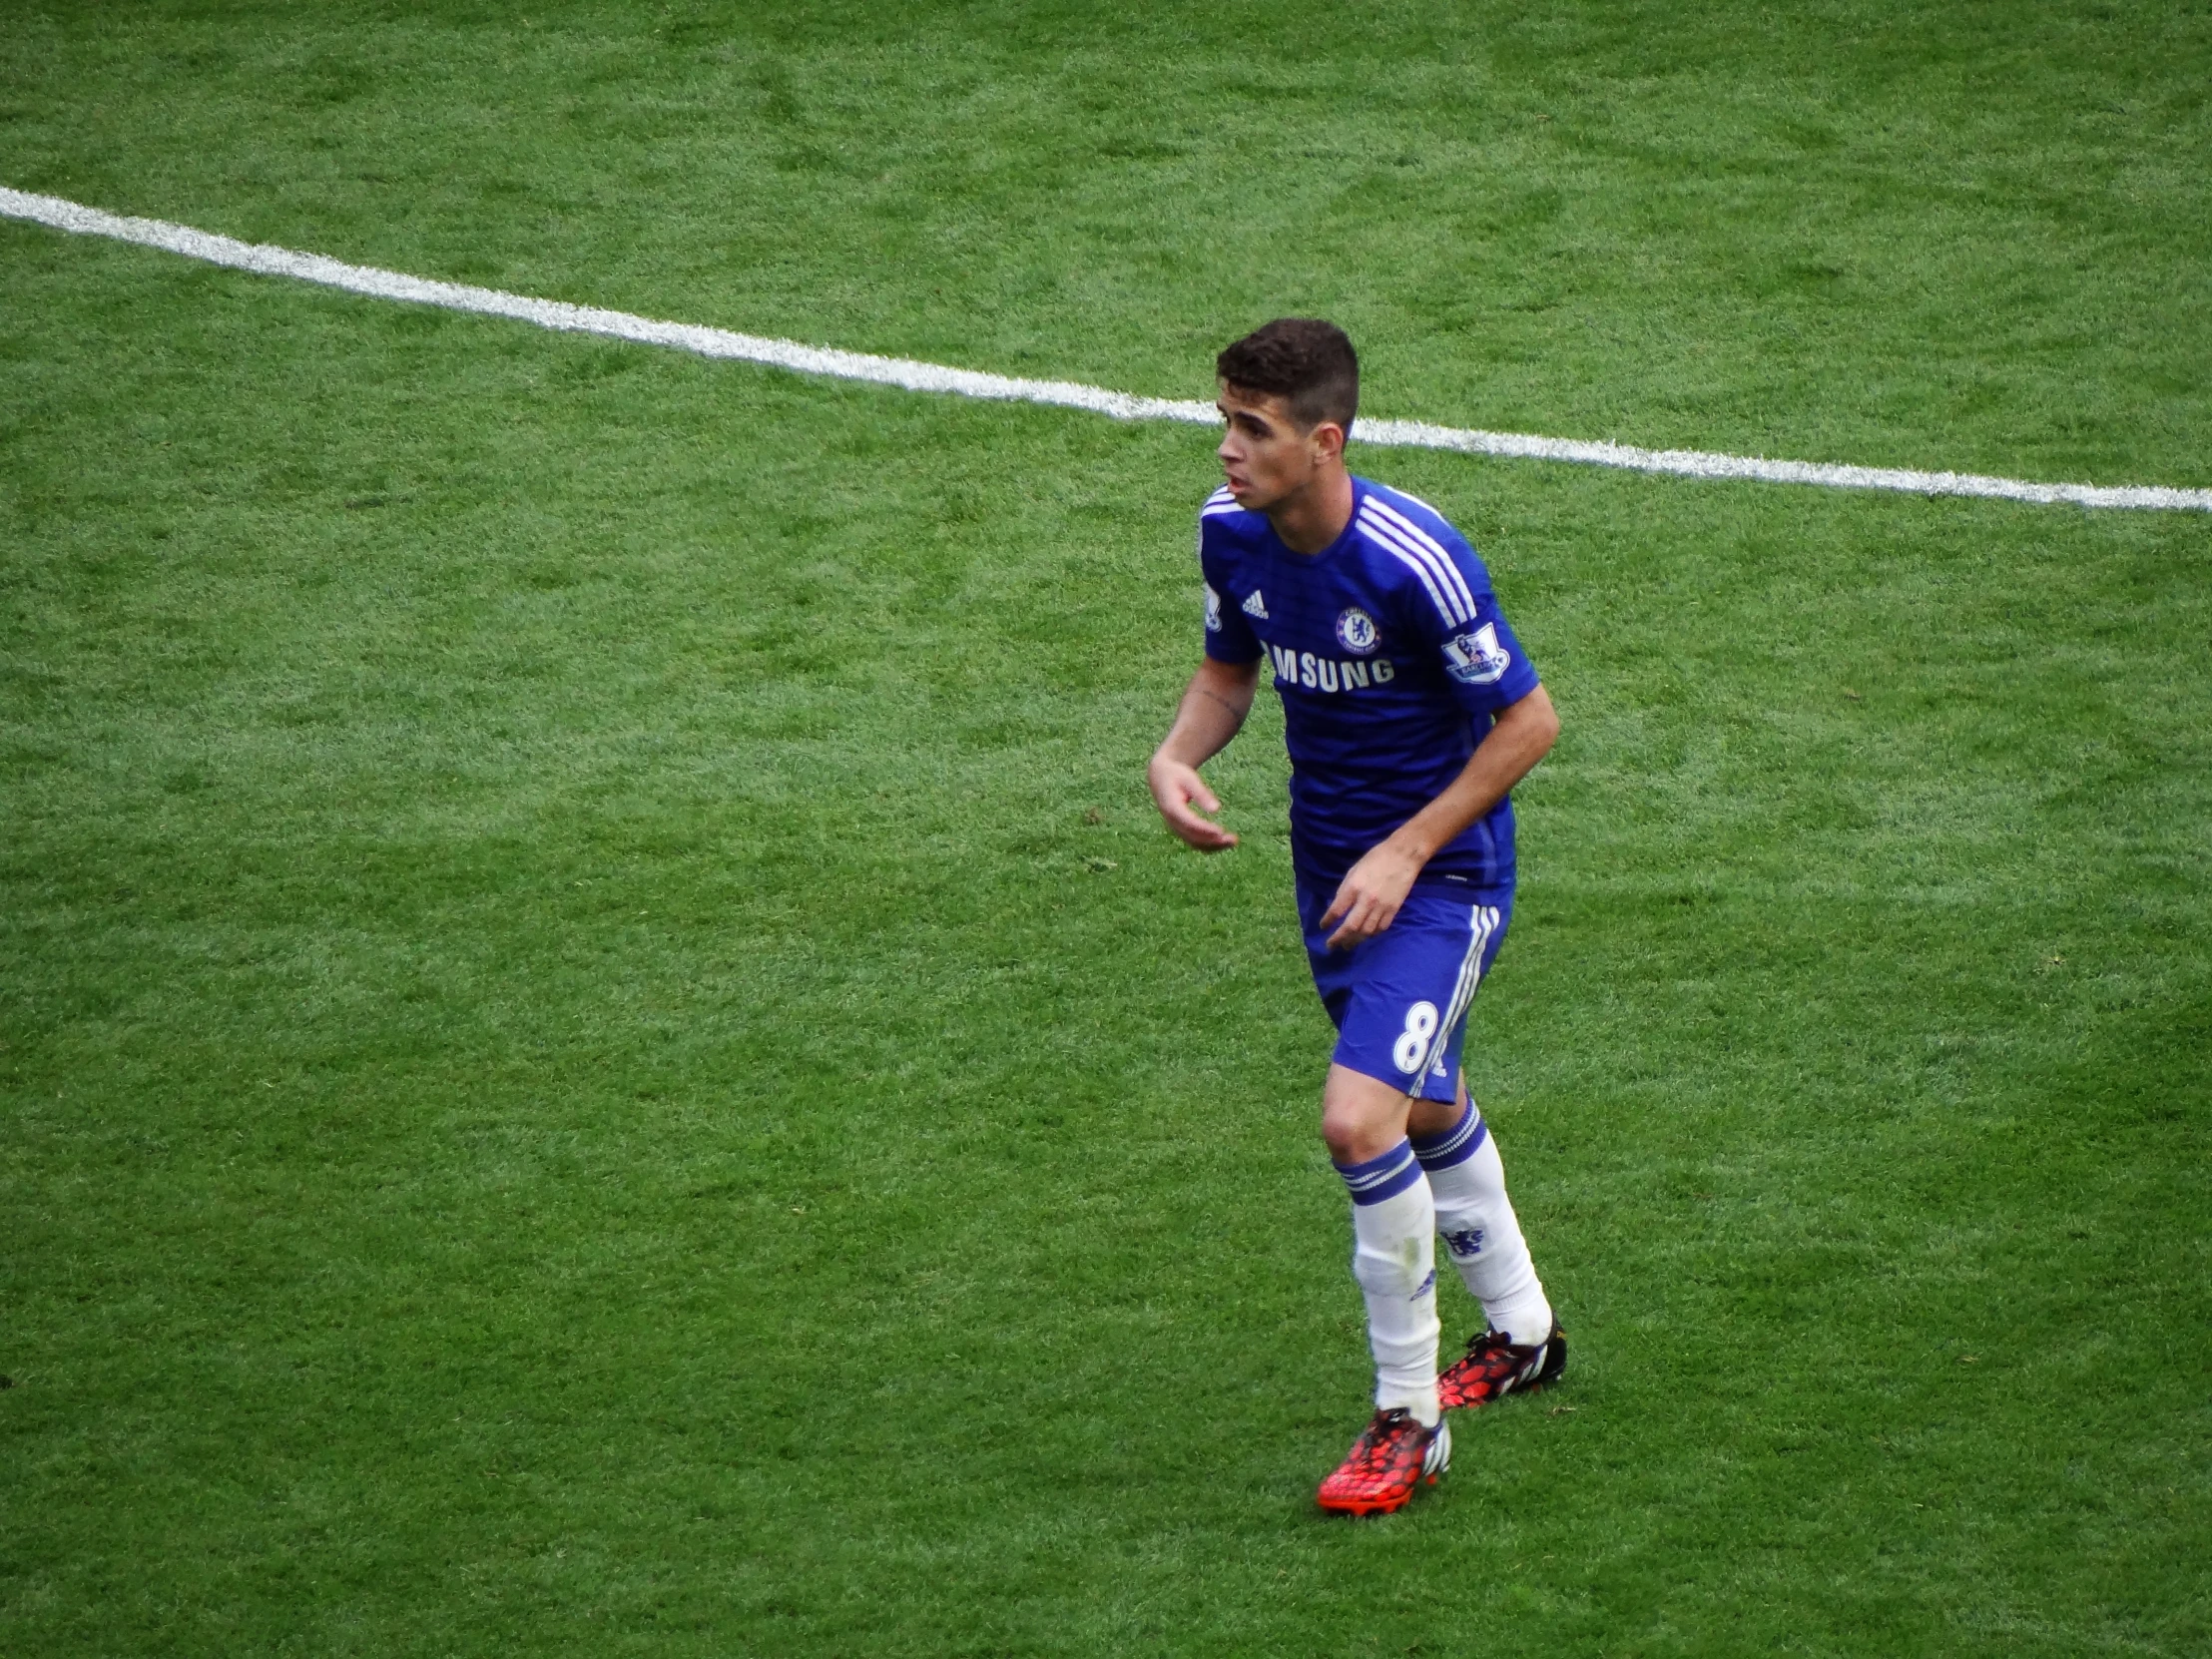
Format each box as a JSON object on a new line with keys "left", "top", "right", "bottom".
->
{"left": 1391, "top": 1000, "right": 1440, "bottom": 1075}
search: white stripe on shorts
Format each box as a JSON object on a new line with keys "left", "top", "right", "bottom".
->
{"left": 1416, "top": 903, "right": 1498, "bottom": 1083}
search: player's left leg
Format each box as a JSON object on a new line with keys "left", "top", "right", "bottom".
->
{"left": 1409, "top": 1081, "right": 1555, "bottom": 1348}
{"left": 1412, "top": 1081, "right": 1567, "bottom": 1408}
{"left": 1376, "top": 892, "right": 1563, "bottom": 1408}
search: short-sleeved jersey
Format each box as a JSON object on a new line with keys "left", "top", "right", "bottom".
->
{"left": 1198, "top": 476, "right": 1541, "bottom": 891}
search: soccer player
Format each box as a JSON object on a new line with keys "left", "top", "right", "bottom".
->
{"left": 1147, "top": 318, "right": 1566, "bottom": 1516}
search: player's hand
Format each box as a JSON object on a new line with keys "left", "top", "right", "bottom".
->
{"left": 1321, "top": 840, "right": 1422, "bottom": 948}
{"left": 1147, "top": 755, "right": 1239, "bottom": 851}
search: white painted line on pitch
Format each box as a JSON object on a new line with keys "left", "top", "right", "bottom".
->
{"left": 6, "top": 185, "right": 2209, "bottom": 513}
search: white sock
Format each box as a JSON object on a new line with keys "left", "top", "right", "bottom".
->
{"left": 1411, "top": 1101, "right": 1554, "bottom": 1348}
{"left": 1335, "top": 1139, "right": 1441, "bottom": 1425}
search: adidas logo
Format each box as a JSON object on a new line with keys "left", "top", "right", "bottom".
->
{"left": 1242, "top": 589, "right": 1269, "bottom": 619}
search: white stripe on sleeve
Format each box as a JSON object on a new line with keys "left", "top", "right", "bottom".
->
{"left": 1362, "top": 496, "right": 1481, "bottom": 621}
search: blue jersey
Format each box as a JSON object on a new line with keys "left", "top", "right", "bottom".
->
{"left": 1198, "top": 477, "right": 1542, "bottom": 890}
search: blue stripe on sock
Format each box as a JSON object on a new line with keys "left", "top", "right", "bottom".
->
{"left": 1409, "top": 1102, "right": 1488, "bottom": 1171}
{"left": 1335, "top": 1139, "right": 1422, "bottom": 1206}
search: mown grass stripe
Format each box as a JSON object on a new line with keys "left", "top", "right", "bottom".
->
{"left": 6, "top": 183, "right": 2207, "bottom": 514}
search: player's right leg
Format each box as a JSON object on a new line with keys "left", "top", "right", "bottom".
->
{"left": 1316, "top": 1065, "right": 1449, "bottom": 1516}
{"left": 1321, "top": 1063, "right": 1442, "bottom": 1425}
{"left": 1302, "top": 883, "right": 1495, "bottom": 1512}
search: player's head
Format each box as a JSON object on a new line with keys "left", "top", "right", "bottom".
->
{"left": 1215, "top": 318, "right": 1359, "bottom": 513}
{"left": 1216, "top": 318, "right": 1360, "bottom": 439}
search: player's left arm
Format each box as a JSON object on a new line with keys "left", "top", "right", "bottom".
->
{"left": 1320, "top": 684, "right": 1558, "bottom": 948}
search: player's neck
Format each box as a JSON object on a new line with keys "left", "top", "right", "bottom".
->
{"left": 1266, "top": 465, "right": 1356, "bottom": 555}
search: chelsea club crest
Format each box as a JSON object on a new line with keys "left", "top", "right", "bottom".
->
{"left": 1335, "top": 607, "right": 1380, "bottom": 655}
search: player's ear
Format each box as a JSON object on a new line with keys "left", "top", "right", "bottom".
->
{"left": 1311, "top": 419, "right": 1347, "bottom": 465}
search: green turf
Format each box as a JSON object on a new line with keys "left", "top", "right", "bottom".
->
{"left": 4, "top": 3, "right": 2209, "bottom": 1655}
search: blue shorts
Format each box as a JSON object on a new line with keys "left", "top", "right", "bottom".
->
{"left": 1296, "top": 876, "right": 1514, "bottom": 1103}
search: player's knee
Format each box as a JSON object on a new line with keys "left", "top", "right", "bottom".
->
{"left": 1321, "top": 1107, "right": 1389, "bottom": 1165}
{"left": 1321, "top": 1082, "right": 1407, "bottom": 1165}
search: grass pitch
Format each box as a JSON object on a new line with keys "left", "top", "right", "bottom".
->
{"left": 3, "top": 3, "right": 2209, "bottom": 1655}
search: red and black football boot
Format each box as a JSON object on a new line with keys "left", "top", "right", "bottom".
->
{"left": 1437, "top": 1324, "right": 1567, "bottom": 1411}
{"left": 1315, "top": 1407, "right": 1452, "bottom": 1517}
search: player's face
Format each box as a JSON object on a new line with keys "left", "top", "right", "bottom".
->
{"left": 1217, "top": 384, "right": 1334, "bottom": 512}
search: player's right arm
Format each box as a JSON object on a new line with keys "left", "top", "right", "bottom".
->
{"left": 1148, "top": 656, "right": 1259, "bottom": 851}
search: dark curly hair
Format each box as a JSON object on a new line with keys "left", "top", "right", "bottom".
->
{"left": 1216, "top": 317, "right": 1359, "bottom": 436}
